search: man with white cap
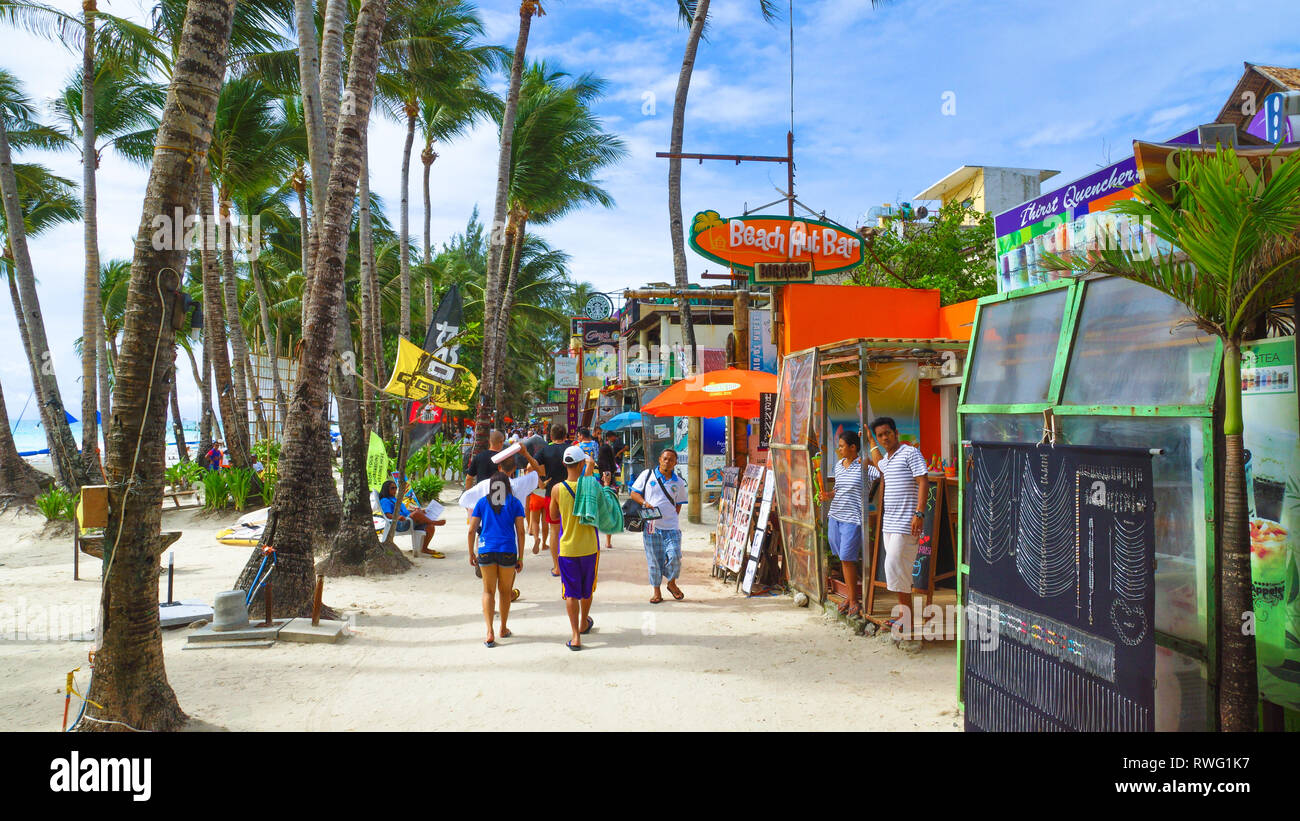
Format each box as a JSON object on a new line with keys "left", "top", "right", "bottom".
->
{"left": 548, "top": 445, "right": 599, "bottom": 650}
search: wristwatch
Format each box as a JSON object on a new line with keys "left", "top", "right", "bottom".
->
{"left": 913, "top": 511, "right": 924, "bottom": 519}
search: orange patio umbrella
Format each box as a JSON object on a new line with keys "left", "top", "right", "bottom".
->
{"left": 641, "top": 368, "right": 777, "bottom": 419}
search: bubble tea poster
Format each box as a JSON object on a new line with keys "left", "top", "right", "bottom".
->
{"left": 1241, "top": 336, "right": 1300, "bottom": 710}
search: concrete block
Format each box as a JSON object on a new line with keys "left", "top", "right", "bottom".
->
{"left": 182, "top": 640, "right": 275, "bottom": 651}
{"left": 278, "top": 618, "right": 349, "bottom": 644}
{"left": 186, "top": 619, "right": 289, "bottom": 643}
{"left": 212, "top": 590, "right": 250, "bottom": 631}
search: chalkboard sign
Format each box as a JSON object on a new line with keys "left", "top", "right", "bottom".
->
{"left": 758, "top": 392, "right": 776, "bottom": 450}
{"left": 963, "top": 442, "right": 1156, "bottom": 732}
{"left": 871, "top": 473, "right": 940, "bottom": 587}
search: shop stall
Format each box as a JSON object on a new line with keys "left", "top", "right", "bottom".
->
{"left": 957, "top": 274, "right": 1299, "bottom": 730}
{"left": 771, "top": 337, "right": 968, "bottom": 608}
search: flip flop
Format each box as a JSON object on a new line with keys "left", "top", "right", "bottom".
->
{"left": 581, "top": 617, "right": 594, "bottom": 635}
{"left": 550, "top": 570, "right": 560, "bottom": 577}
{"left": 484, "top": 639, "right": 496, "bottom": 648}
{"left": 837, "top": 600, "right": 851, "bottom": 615}
{"left": 649, "top": 595, "right": 663, "bottom": 604}
{"left": 499, "top": 628, "right": 513, "bottom": 638}
{"left": 566, "top": 639, "right": 581, "bottom": 651}
{"left": 475, "top": 567, "right": 482, "bottom": 578}
{"left": 669, "top": 586, "right": 685, "bottom": 601}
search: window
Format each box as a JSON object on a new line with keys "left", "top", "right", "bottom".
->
{"left": 1062, "top": 278, "right": 1217, "bottom": 407}
{"left": 965, "top": 289, "right": 1069, "bottom": 405}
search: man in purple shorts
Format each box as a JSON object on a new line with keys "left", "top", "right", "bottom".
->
{"left": 548, "top": 445, "right": 599, "bottom": 650}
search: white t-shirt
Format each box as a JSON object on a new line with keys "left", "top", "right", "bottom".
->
{"left": 458, "top": 470, "right": 538, "bottom": 511}
{"left": 878, "top": 443, "right": 927, "bottom": 534}
{"left": 632, "top": 468, "right": 687, "bottom": 531}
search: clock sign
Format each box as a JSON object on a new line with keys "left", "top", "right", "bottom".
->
{"left": 583, "top": 293, "right": 613, "bottom": 320}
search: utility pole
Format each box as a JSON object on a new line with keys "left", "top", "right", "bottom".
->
{"left": 654, "top": 132, "right": 794, "bottom": 522}
{"left": 623, "top": 287, "right": 769, "bottom": 523}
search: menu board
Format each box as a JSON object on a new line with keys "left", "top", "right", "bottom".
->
{"left": 964, "top": 442, "right": 1156, "bottom": 732}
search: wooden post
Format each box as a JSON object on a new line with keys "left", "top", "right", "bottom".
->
{"left": 733, "top": 291, "right": 749, "bottom": 472}
{"left": 688, "top": 416, "right": 702, "bottom": 524}
{"left": 311, "top": 574, "right": 324, "bottom": 626}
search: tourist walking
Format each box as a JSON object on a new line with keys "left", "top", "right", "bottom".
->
{"left": 538, "top": 424, "right": 573, "bottom": 575}
{"left": 864, "top": 417, "right": 929, "bottom": 625}
{"left": 629, "top": 448, "right": 688, "bottom": 604}
{"left": 518, "top": 427, "right": 548, "bottom": 552}
{"left": 549, "top": 446, "right": 600, "bottom": 649}
{"left": 819, "top": 431, "right": 879, "bottom": 617}
{"left": 468, "top": 472, "right": 525, "bottom": 647}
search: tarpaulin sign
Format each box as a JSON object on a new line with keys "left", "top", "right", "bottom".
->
{"left": 366, "top": 432, "right": 390, "bottom": 491}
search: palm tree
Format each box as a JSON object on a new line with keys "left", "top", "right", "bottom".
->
{"left": 81, "top": 0, "right": 241, "bottom": 734}
{"left": 475, "top": 0, "right": 545, "bottom": 453}
{"left": 375, "top": 0, "right": 499, "bottom": 341}
{"left": 53, "top": 54, "right": 164, "bottom": 470}
{"left": 1044, "top": 146, "right": 1300, "bottom": 731}
{"left": 237, "top": 0, "right": 401, "bottom": 603}
{"left": 0, "top": 70, "right": 90, "bottom": 491}
{"left": 489, "top": 63, "right": 624, "bottom": 419}
{"left": 0, "top": 159, "right": 74, "bottom": 504}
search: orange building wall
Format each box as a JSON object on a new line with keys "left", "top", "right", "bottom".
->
{"left": 781, "top": 284, "right": 941, "bottom": 353}
{"left": 938, "top": 299, "right": 978, "bottom": 341}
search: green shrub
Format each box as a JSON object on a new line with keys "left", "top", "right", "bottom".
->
{"left": 259, "top": 466, "right": 278, "bottom": 507}
{"left": 252, "top": 439, "right": 281, "bottom": 470}
{"left": 182, "top": 460, "right": 207, "bottom": 483}
{"left": 63, "top": 490, "right": 78, "bottom": 522}
{"left": 36, "top": 487, "right": 73, "bottom": 522}
{"left": 202, "top": 471, "right": 229, "bottom": 511}
{"left": 410, "top": 474, "right": 445, "bottom": 504}
{"left": 405, "top": 444, "right": 432, "bottom": 478}
{"left": 226, "top": 468, "right": 253, "bottom": 511}
{"left": 164, "top": 464, "right": 188, "bottom": 489}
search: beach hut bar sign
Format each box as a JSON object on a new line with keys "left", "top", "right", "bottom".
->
{"left": 688, "top": 211, "right": 864, "bottom": 279}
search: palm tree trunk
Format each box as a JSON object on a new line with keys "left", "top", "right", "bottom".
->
{"left": 358, "top": 135, "right": 376, "bottom": 428}
{"left": 273, "top": 325, "right": 286, "bottom": 433}
{"left": 370, "top": 245, "right": 384, "bottom": 432}
{"left": 292, "top": 165, "right": 311, "bottom": 330}
{"left": 1219, "top": 339, "right": 1257, "bottom": 731}
{"left": 668, "top": 0, "right": 706, "bottom": 375}
{"left": 249, "top": 257, "right": 286, "bottom": 436}
{"left": 0, "top": 379, "right": 43, "bottom": 508}
{"left": 236, "top": 0, "right": 401, "bottom": 611}
{"left": 293, "top": 0, "right": 328, "bottom": 217}
{"left": 399, "top": 108, "right": 415, "bottom": 340}
{"left": 0, "top": 113, "right": 89, "bottom": 491}
{"left": 218, "top": 196, "right": 255, "bottom": 441}
{"left": 477, "top": 0, "right": 538, "bottom": 453}
{"left": 198, "top": 167, "right": 249, "bottom": 467}
{"left": 82, "top": 0, "right": 239, "bottom": 733}
{"left": 317, "top": 0, "right": 346, "bottom": 167}
{"left": 169, "top": 374, "right": 187, "bottom": 462}
{"left": 422, "top": 137, "right": 434, "bottom": 322}
{"left": 6, "top": 270, "right": 56, "bottom": 473}
{"left": 492, "top": 210, "right": 526, "bottom": 420}
{"left": 80, "top": 1, "right": 105, "bottom": 484}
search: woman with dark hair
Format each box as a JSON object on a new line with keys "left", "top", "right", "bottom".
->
{"left": 820, "top": 430, "right": 880, "bottom": 617}
{"left": 467, "top": 471, "right": 526, "bottom": 647}
{"left": 378, "top": 480, "right": 443, "bottom": 556}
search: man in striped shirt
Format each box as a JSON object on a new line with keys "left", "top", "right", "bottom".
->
{"left": 865, "top": 416, "right": 930, "bottom": 624}
{"left": 820, "top": 430, "right": 880, "bottom": 617}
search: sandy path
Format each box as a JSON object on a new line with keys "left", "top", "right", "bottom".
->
{"left": 0, "top": 496, "right": 959, "bottom": 732}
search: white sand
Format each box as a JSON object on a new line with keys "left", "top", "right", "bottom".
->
{"left": 0, "top": 493, "right": 960, "bottom": 732}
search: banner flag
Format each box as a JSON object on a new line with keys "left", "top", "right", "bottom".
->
{"left": 410, "top": 286, "right": 467, "bottom": 450}
{"left": 366, "top": 431, "right": 390, "bottom": 491}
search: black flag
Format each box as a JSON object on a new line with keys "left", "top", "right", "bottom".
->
{"left": 409, "top": 285, "right": 464, "bottom": 451}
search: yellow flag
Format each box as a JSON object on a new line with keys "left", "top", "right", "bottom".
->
{"left": 430, "top": 369, "right": 478, "bottom": 411}
{"left": 381, "top": 337, "right": 458, "bottom": 400}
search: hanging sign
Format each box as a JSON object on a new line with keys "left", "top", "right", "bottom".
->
{"left": 580, "top": 320, "right": 620, "bottom": 347}
{"left": 758, "top": 392, "right": 777, "bottom": 450}
{"left": 554, "top": 355, "right": 579, "bottom": 389}
{"left": 688, "top": 211, "right": 864, "bottom": 277}
{"left": 366, "top": 432, "right": 390, "bottom": 491}
{"left": 582, "top": 293, "right": 614, "bottom": 320}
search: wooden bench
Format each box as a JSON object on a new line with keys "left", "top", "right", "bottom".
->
{"left": 74, "top": 486, "right": 182, "bottom": 580}
{"left": 163, "top": 488, "right": 200, "bottom": 508}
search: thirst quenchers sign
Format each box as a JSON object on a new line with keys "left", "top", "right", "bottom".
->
{"left": 688, "top": 211, "right": 864, "bottom": 277}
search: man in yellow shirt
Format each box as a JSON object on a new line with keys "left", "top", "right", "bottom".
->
{"left": 549, "top": 445, "right": 599, "bottom": 650}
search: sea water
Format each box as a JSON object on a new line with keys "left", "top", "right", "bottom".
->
{"left": 11, "top": 419, "right": 203, "bottom": 464}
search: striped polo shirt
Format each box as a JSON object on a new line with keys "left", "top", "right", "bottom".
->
{"left": 828, "top": 457, "right": 879, "bottom": 524}
{"left": 878, "top": 443, "right": 928, "bottom": 534}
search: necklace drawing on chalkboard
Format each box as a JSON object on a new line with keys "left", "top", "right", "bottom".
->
{"left": 1016, "top": 454, "right": 1074, "bottom": 599}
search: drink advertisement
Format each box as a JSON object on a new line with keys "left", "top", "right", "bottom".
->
{"left": 1241, "top": 336, "right": 1300, "bottom": 711}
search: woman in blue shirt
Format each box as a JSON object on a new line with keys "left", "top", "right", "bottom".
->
{"left": 468, "top": 472, "right": 526, "bottom": 647}
{"left": 378, "top": 480, "right": 444, "bottom": 556}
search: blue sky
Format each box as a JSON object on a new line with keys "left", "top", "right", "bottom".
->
{"left": 2, "top": 0, "right": 1299, "bottom": 422}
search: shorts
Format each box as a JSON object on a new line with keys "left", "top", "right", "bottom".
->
{"left": 882, "top": 532, "right": 919, "bottom": 593}
{"left": 827, "top": 517, "right": 862, "bottom": 562}
{"left": 477, "top": 551, "right": 518, "bottom": 567}
{"left": 558, "top": 553, "right": 599, "bottom": 600}
{"left": 528, "top": 494, "right": 549, "bottom": 512}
